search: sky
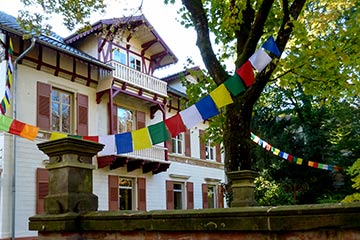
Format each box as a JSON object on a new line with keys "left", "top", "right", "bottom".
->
{"left": 0, "top": 0, "right": 204, "bottom": 78}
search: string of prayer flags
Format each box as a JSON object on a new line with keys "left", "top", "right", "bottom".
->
{"left": 1, "top": 38, "right": 14, "bottom": 114}
{"left": 0, "top": 115, "right": 39, "bottom": 140}
{"left": 165, "top": 113, "right": 186, "bottom": 137}
{"left": 250, "top": 132, "right": 343, "bottom": 172}
{"left": 262, "top": 36, "right": 281, "bottom": 57}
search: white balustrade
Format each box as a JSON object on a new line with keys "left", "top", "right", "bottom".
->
{"left": 119, "top": 145, "right": 167, "bottom": 162}
{"left": 110, "top": 61, "right": 168, "bottom": 97}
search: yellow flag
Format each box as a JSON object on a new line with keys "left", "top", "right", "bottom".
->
{"left": 273, "top": 148, "right": 280, "bottom": 156}
{"left": 49, "top": 131, "right": 68, "bottom": 140}
{"left": 132, "top": 128, "right": 152, "bottom": 151}
{"left": 20, "top": 124, "right": 40, "bottom": 141}
{"left": 209, "top": 84, "right": 234, "bottom": 109}
{"left": 296, "top": 158, "right": 303, "bottom": 165}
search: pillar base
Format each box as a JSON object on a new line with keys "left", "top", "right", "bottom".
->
{"left": 227, "top": 170, "right": 258, "bottom": 207}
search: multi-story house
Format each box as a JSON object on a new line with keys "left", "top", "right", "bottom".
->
{"left": 0, "top": 11, "right": 226, "bottom": 239}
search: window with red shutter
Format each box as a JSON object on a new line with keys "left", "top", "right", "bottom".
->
{"left": 36, "top": 168, "right": 48, "bottom": 214}
{"left": 217, "top": 184, "right": 224, "bottom": 208}
{"left": 216, "top": 144, "right": 222, "bottom": 163}
{"left": 186, "top": 182, "right": 194, "bottom": 209}
{"left": 137, "top": 178, "right": 146, "bottom": 211}
{"left": 166, "top": 180, "right": 174, "bottom": 210}
{"left": 37, "top": 82, "right": 51, "bottom": 131}
{"left": 136, "top": 111, "right": 146, "bottom": 129}
{"left": 202, "top": 183, "right": 208, "bottom": 209}
{"left": 185, "top": 130, "right": 191, "bottom": 157}
{"left": 108, "top": 175, "right": 119, "bottom": 210}
{"left": 77, "top": 93, "right": 88, "bottom": 136}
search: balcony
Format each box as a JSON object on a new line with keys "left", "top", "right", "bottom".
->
{"left": 110, "top": 61, "right": 168, "bottom": 97}
{"left": 97, "top": 145, "right": 169, "bottom": 174}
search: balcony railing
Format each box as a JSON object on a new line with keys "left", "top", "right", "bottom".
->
{"left": 119, "top": 145, "right": 167, "bottom": 162}
{"left": 110, "top": 61, "right": 168, "bottom": 97}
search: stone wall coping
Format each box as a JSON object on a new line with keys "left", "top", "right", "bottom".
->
{"left": 29, "top": 203, "right": 360, "bottom": 232}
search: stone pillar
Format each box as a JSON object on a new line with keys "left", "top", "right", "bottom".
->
{"left": 227, "top": 170, "right": 258, "bottom": 207}
{"left": 37, "top": 137, "right": 104, "bottom": 214}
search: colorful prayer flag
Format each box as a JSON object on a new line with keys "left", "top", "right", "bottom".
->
{"left": 262, "top": 36, "right": 281, "bottom": 57}
{"left": 0, "top": 114, "right": 13, "bottom": 132}
{"left": 296, "top": 158, "right": 303, "bottom": 165}
{"left": 165, "top": 113, "right": 186, "bottom": 137}
{"left": 115, "top": 132, "right": 133, "bottom": 154}
{"left": 83, "top": 136, "right": 99, "bottom": 142}
{"left": 224, "top": 74, "right": 246, "bottom": 96}
{"left": 19, "top": 124, "right": 39, "bottom": 141}
{"left": 209, "top": 84, "right": 234, "bottom": 109}
{"left": 98, "top": 135, "right": 116, "bottom": 156}
{"left": 179, "top": 104, "right": 203, "bottom": 129}
{"left": 195, "top": 95, "right": 220, "bottom": 121}
{"left": 148, "top": 121, "right": 169, "bottom": 144}
{"left": 236, "top": 60, "right": 255, "bottom": 87}
{"left": 132, "top": 128, "right": 152, "bottom": 151}
{"left": 9, "top": 119, "right": 26, "bottom": 135}
{"left": 49, "top": 131, "right": 68, "bottom": 140}
{"left": 249, "top": 49, "right": 272, "bottom": 72}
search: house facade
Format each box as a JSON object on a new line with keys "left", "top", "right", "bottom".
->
{"left": 0, "top": 12, "right": 226, "bottom": 239}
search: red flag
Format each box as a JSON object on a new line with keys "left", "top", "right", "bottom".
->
{"left": 164, "top": 113, "right": 186, "bottom": 137}
{"left": 236, "top": 60, "right": 255, "bottom": 87}
{"left": 9, "top": 119, "right": 26, "bottom": 136}
{"left": 83, "top": 136, "right": 99, "bottom": 142}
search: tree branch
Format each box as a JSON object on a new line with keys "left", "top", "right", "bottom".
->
{"left": 182, "top": 0, "right": 228, "bottom": 85}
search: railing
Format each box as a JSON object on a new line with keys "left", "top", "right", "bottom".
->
{"left": 110, "top": 61, "right": 168, "bottom": 97}
{"left": 119, "top": 145, "right": 167, "bottom": 162}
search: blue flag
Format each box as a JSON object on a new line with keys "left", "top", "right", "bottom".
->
{"left": 262, "top": 36, "right": 281, "bottom": 57}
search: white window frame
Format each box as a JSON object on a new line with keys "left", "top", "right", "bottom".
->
{"left": 172, "top": 133, "right": 184, "bottom": 155}
{"left": 117, "top": 107, "right": 134, "bottom": 133}
{"left": 113, "top": 48, "right": 127, "bottom": 65}
{"left": 118, "top": 177, "right": 135, "bottom": 210}
{"left": 205, "top": 140, "right": 216, "bottom": 161}
{"left": 129, "top": 54, "right": 141, "bottom": 71}
{"left": 173, "top": 182, "right": 185, "bottom": 210}
{"left": 207, "top": 185, "right": 217, "bottom": 208}
{"left": 51, "top": 88, "right": 73, "bottom": 134}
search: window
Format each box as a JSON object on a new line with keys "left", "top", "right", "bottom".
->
{"left": 173, "top": 182, "right": 184, "bottom": 210}
{"left": 130, "top": 55, "right": 141, "bottom": 71}
{"left": 113, "top": 49, "right": 126, "bottom": 65}
{"left": 119, "top": 177, "right": 134, "bottom": 210}
{"left": 108, "top": 176, "right": 146, "bottom": 211}
{"left": 117, "top": 107, "right": 134, "bottom": 133}
{"left": 205, "top": 141, "right": 216, "bottom": 161}
{"left": 37, "top": 82, "right": 88, "bottom": 136}
{"left": 207, "top": 185, "right": 216, "bottom": 208}
{"left": 51, "top": 88, "right": 72, "bottom": 133}
{"left": 172, "top": 133, "right": 184, "bottom": 155}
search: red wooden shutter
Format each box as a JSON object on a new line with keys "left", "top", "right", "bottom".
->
{"left": 110, "top": 103, "right": 118, "bottom": 134}
{"left": 108, "top": 175, "right": 119, "bottom": 210}
{"left": 77, "top": 93, "right": 88, "bottom": 136}
{"left": 216, "top": 144, "right": 222, "bottom": 163}
{"left": 199, "top": 130, "right": 206, "bottom": 159}
{"left": 185, "top": 130, "right": 191, "bottom": 157}
{"left": 202, "top": 183, "right": 208, "bottom": 209}
{"left": 217, "top": 185, "right": 224, "bottom": 208}
{"left": 186, "top": 182, "right": 194, "bottom": 209}
{"left": 136, "top": 110, "right": 146, "bottom": 129}
{"left": 137, "top": 178, "right": 146, "bottom": 211}
{"left": 37, "top": 82, "right": 51, "bottom": 131}
{"left": 36, "top": 168, "right": 48, "bottom": 214}
{"left": 166, "top": 180, "right": 174, "bottom": 210}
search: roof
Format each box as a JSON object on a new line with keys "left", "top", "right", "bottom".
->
{"left": 65, "top": 15, "right": 178, "bottom": 70}
{"left": 162, "top": 66, "right": 201, "bottom": 83}
{"left": 0, "top": 11, "right": 113, "bottom": 70}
